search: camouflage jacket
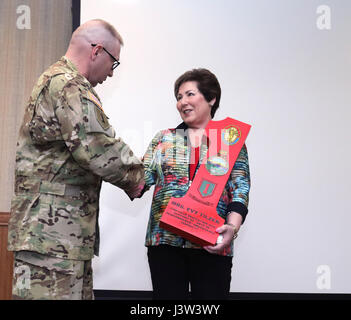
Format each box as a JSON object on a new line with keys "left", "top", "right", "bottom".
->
{"left": 8, "top": 56, "right": 144, "bottom": 260}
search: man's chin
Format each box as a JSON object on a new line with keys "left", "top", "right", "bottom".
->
{"left": 90, "top": 79, "right": 105, "bottom": 87}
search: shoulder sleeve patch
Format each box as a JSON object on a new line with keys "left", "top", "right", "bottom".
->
{"left": 84, "top": 91, "right": 115, "bottom": 137}
{"left": 93, "top": 104, "right": 110, "bottom": 131}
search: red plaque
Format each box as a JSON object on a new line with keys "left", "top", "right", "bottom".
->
{"left": 159, "top": 117, "right": 251, "bottom": 246}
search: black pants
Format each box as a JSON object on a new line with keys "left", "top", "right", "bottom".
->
{"left": 147, "top": 245, "right": 233, "bottom": 300}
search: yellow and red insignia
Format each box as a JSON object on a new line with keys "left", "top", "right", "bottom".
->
{"left": 88, "top": 91, "right": 104, "bottom": 112}
{"left": 222, "top": 125, "right": 241, "bottom": 145}
{"left": 87, "top": 91, "right": 110, "bottom": 130}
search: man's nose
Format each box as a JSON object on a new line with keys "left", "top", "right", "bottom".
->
{"left": 108, "top": 69, "right": 114, "bottom": 77}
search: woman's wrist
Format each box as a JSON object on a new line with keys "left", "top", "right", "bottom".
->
{"left": 226, "top": 222, "right": 238, "bottom": 240}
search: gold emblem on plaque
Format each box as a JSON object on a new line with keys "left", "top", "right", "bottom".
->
{"left": 222, "top": 126, "right": 241, "bottom": 145}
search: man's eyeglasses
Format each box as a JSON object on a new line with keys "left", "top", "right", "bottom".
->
{"left": 91, "top": 44, "right": 120, "bottom": 70}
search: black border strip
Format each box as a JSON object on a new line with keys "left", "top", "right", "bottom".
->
{"left": 94, "top": 290, "right": 351, "bottom": 300}
{"left": 71, "top": 0, "right": 81, "bottom": 33}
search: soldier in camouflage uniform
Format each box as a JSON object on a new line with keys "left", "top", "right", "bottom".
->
{"left": 7, "top": 19, "right": 144, "bottom": 300}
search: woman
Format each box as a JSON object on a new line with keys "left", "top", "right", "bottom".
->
{"left": 142, "top": 68, "right": 250, "bottom": 300}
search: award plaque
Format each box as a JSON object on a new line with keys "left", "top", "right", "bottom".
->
{"left": 159, "top": 117, "right": 251, "bottom": 246}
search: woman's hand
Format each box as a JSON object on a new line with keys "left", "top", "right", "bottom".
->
{"left": 203, "top": 223, "right": 237, "bottom": 254}
{"left": 203, "top": 211, "right": 242, "bottom": 254}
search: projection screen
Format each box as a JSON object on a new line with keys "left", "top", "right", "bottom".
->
{"left": 81, "top": 0, "right": 351, "bottom": 293}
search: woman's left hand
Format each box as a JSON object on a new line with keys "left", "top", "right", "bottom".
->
{"left": 203, "top": 224, "right": 236, "bottom": 254}
{"left": 203, "top": 211, "right": 242, "bottom": 254}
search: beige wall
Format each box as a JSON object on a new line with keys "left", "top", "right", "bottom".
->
{"left": 0, "top": 0, "right": 73, "bottom": 211}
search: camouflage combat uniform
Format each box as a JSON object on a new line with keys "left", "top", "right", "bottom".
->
{"left": 8, "top": 56, "right": 144, "bottom": 299}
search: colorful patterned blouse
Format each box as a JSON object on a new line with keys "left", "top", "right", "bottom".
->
{"left": 143, "top": 122, "right": 250, "bottom": 256}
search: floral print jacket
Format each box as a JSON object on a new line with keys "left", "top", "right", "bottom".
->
{"left": 143, "top": 122, "right": 250, "bottom": 256}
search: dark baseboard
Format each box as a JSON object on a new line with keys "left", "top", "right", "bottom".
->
{"left": 93, "top": 290, "right": 351, "bottom": 300}
{"left": 94, "top": 290, "right": 153, "bottom": 300}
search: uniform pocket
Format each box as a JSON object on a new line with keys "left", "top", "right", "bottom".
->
{"left": 15, "top": 251, "right": 79, "bottom": 275}
{"left": 9, "top": 193, "right": 40, "bottom": 227}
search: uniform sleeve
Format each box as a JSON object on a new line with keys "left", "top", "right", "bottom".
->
{"left": 54, "top": 80, "right": 144, "bottom": 193}
{"left": 226, "top": 144, "right": 251, "bottom": 223}
{"left": 142, "top": 130, "right": 164, "bottom": 188}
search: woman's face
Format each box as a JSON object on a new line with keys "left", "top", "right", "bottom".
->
{"left": 176, "top": 81, "right": 215, "bottom": 128}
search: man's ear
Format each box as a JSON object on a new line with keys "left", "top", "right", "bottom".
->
{"left": 91, "top": 45, "right": 101, "bottom": 61}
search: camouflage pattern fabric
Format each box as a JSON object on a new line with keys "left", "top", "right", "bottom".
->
{"left": 8, "top": 56, "right": 144, "bottom": 261}
{"left": 12, "top": 251, "right": 93, "bottom": 300}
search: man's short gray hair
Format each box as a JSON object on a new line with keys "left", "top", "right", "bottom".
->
{"left": 89, "top": 19, "right": 124, "bottom": 46}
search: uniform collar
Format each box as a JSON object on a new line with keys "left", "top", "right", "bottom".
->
{"left": 60, "top": 56, "right": 101, "bottom": 103}
{"left": 61, "top": 56, "right": 79, "bottom": 73}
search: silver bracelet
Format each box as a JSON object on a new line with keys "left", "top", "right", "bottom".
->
{"left": 226, "top": 223, "right": 238, "bottom": 240}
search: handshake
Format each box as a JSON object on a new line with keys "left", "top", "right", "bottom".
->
{"left": 126, "top": 182, "right": 147, "bottom": 200}
{"left": 114, "top": 155, "right": 148, "bottom": 200}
